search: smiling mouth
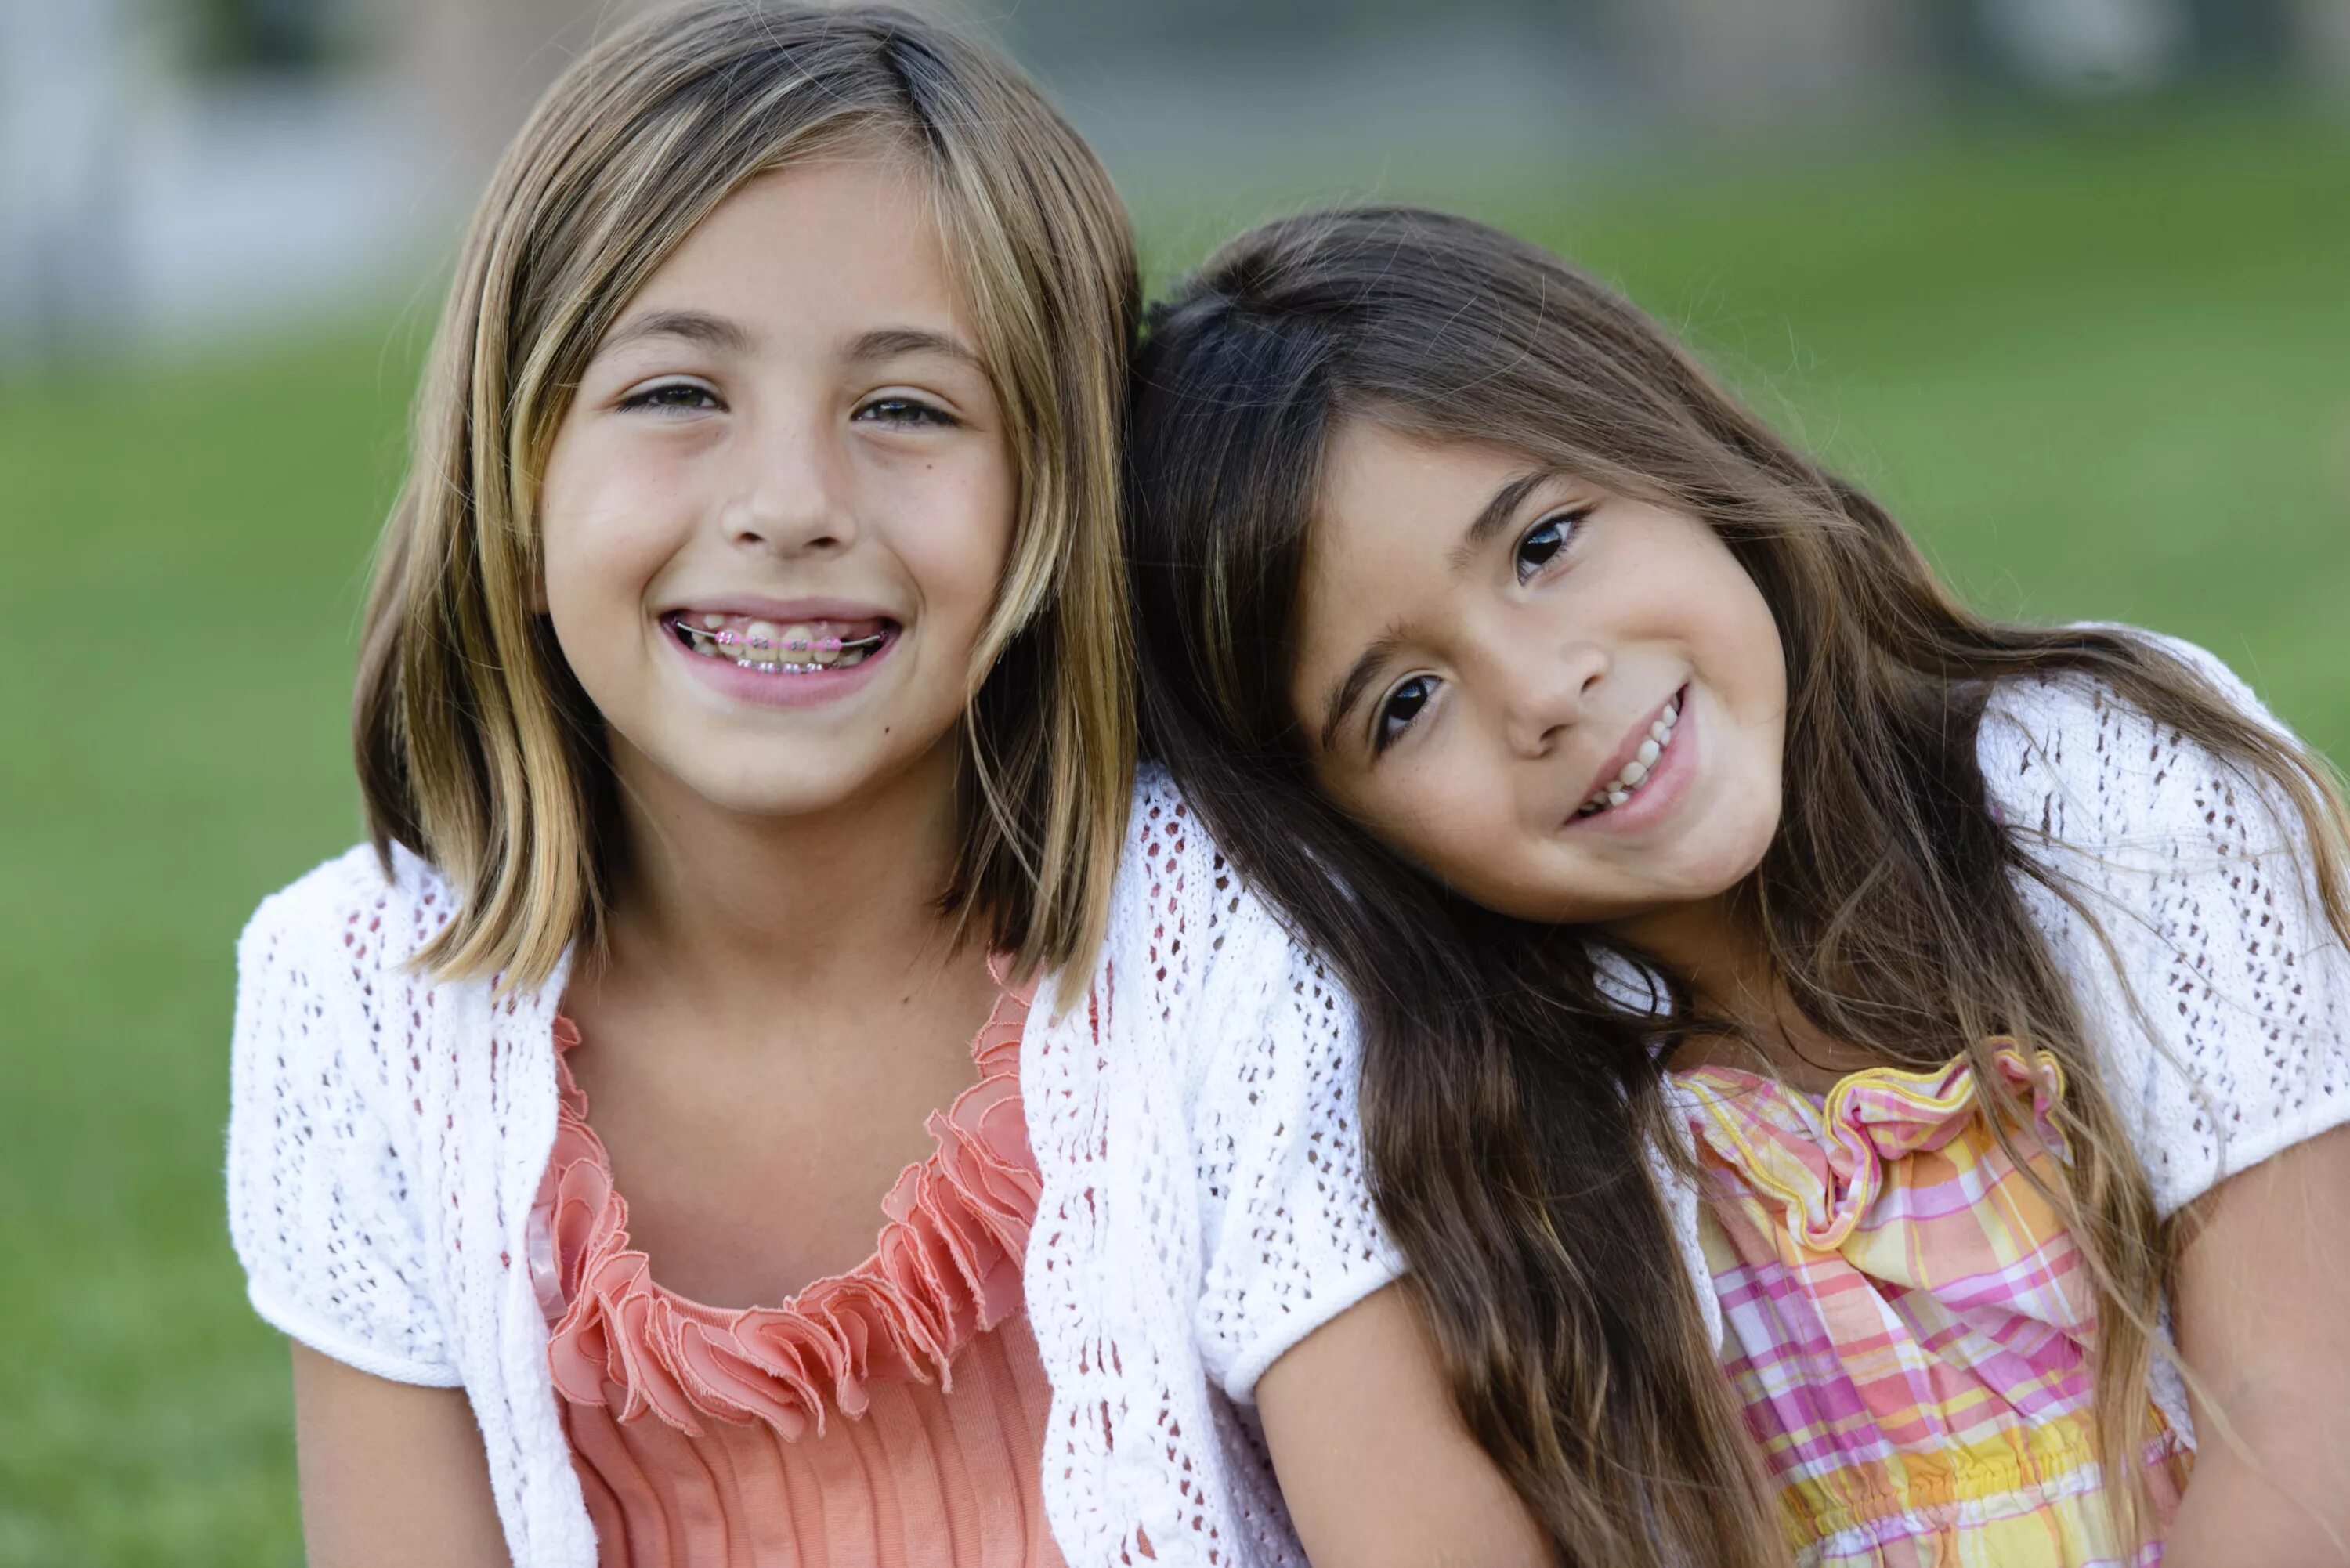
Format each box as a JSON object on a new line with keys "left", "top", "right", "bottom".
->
{"left": 663, "top": 612, "right": 893, "bottom": 673}
{"left": 1574, "top": 688, "right": 1684, "bottom": 818}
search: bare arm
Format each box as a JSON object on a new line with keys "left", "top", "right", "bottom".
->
{"left": 1256, "top": 1283, "right": 1550, "bottom": 1568}
{"left": 2164, "top": 1124, "right": 2350, "bottom": 1566}
{"left": 289, "top": 1342, "right": 512, "bottom": 1568}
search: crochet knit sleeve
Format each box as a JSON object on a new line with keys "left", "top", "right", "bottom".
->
{"left": 1139, "top": 777, "right": 1408, "bottom": 1404}
{"left": 225, "top": 847, "right": 461, "bottom": 1386}
{"left": 1982, "top": 630, "right": 2350, "bottom": 1216}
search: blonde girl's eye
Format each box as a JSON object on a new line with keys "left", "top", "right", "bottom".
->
{"left": 1374, "top": 675, "right": 1437, "bottom": 755}
{"left": 855, "top": 396, "right": 960, "bottom": 429}
{"left": 620, "top": 381, "right": 721, "bottom": 414}
{"left": 1515, "top": 508, "right": 1589, "bottom": 583}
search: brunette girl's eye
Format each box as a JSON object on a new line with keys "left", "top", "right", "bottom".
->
{"left": 855, "top": 396, "right": 958, "bottom": 428}
{"left": 1515, "top": 509, "right": 1586, "bottom": 582}
{"left": 1376, "top": 676, "right": 1436, "bottom": 753}
{"left": 621, "top": 381, "right": 719, "bottom": 414}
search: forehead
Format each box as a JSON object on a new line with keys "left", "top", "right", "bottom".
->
{"left": 1315, "top": 420, "right": 1530, "bottom": 537}
{"left": 1300, "top": 423, "right": 1521, "bottom": 638}
{"left": 623, "top": 155, "right": 964, "bottom": 338}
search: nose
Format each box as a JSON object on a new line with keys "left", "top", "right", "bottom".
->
{"left": 715, "top": 414, "right": 858, "bottom": 557}
{"left": 1495, "top": 636, "right": 1607, "bottom": 758}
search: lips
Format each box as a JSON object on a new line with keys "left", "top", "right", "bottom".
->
{"left": 1574, "top": 685, "right": 1687, "bottom": 818}
{"left": 653, "top": 594, "right": 905, "bottom": 709}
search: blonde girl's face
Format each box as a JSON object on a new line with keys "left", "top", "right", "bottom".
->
{"left": 1287, "top": 421, "right": 1789, "bottom": 929}
{"left": 537, "top": 157, "right": 1016, "bottom": 823}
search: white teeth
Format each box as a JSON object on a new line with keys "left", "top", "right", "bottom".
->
{"left": 1579, "top": 694, "right": 1684, "bottom": 817}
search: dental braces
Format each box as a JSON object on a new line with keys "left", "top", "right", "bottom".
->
{"left": 676, "top": 622, "right": 887, "bottom": 666}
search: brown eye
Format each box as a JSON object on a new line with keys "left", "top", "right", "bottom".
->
{"left": 1514, "top": 510, "right": 1586, "bottom": 582}
{"left": 1376, "top": 676, "right": 1435, "bottom": 753}
{"left": 622, "top": 381, "right": 719, "bottom": 413}
{"left": 855, "top": 396, "right": 957, "bottom": 428}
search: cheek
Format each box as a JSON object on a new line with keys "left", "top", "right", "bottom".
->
{"left": 889, "top": 453, "right": 1018, "bottom": 633}
{"left": 1347, "top": 745, "right": 1513, "bottom": 879}
{"left": 537, "top": 438, "right": 688, "bottom": 654}
{"left": 1701, "top": 555, "right": 1786, "bottom": 702}
{"left": 1716, "top": 583, "right": 1790, "bottom": 795}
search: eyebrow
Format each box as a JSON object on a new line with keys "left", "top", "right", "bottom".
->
{"left": 1445, "top": 469, "right": 1553, "bottom": 573}
{"left": 598, "top": 308, "right": 757, "bottom": 357}
{"left": 848, "top": 325, "right": 985, "bottom": 370}
{"left": 1318, "top": 627, "right": 1408, "bottom": 757}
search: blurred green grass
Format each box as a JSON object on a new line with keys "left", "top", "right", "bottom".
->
{"left": 2, "top": 101, "right": 2344, "bottom": 1563}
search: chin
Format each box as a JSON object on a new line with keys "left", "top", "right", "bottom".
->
{"left": 1484, "top": 866, "right": 1742, "bottom": 931}
{"left": 1464, "top": 876, "right": 1627, "bottom": 927}
{"left": 685, "top": 755, "right": 883, "bottom": 822}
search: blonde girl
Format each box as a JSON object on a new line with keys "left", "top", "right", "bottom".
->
{"left": 228, "top": 12, "right": 1528, "bottom": 1566}
{"left": 1124, "top": 205, "right": 2350, "bottom": 1566}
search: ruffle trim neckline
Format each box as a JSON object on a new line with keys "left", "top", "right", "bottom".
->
{"left": 1671, "top": 1042, "right": 2069, "bottom": 1252}
{"left": 530, "top": 980, "right": 1040, "bottom": 1441}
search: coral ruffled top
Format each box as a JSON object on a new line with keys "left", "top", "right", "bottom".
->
{"left": 527, "top": 982, "right": 1065, "bottom": 1567}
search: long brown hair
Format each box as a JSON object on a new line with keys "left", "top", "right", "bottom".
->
{"left": 356, "top": 2, "right": 1138, "bottom": 993}
{"left": 1125, "top": 205, "right": 2350, "bottom": 1564}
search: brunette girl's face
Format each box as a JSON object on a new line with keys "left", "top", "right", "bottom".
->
{"left": 1287, "top": 421, "right": 1788, "bottom": 930}
{"left": 537, "top": 155, "right": 1014, "bottom": 822}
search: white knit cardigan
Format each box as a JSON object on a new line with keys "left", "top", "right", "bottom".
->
{"left": 228, "top": 634, "right": 2350, "bottom": 1566}
{"left": 229, "top": 768, "right": 1401, "bottom": 1566}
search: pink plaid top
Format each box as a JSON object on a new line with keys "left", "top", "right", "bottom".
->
{"left": 1673, "top": 1046, "right": 2193, "bottom": 1566}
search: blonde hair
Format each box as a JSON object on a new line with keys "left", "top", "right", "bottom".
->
{"left": 356, "top": 1, "right": 1139, "bottom": 992}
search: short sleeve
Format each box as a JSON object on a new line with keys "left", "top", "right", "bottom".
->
{"left": 1983, "top": 633, "right": 2350, "bottom": 1215}
{"left": 1167, "top": 804, "right": 1406, "bottom": 1404}
{"left": 224, "top": 857, "right": 461, "bottom": 1386}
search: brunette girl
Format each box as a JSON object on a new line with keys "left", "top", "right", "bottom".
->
{"left": 1126, "top": 205, "right": 2350, "bottom": 1566}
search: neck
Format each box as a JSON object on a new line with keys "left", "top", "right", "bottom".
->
{"left": 1606, "top": 891, "right": 1759, "bottom": 1009}
{"left": 595, "top": 735, "right": 978, "bottom": 1019}
{"left": 1607, "top": 891, "right": 1864, "bottom": 1086}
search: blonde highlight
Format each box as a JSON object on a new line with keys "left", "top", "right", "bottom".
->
{"left": 356, "top": 2, "right": 1137, "bottom": 995}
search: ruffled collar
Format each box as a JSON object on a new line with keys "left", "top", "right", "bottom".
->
{"left": 528, "top": 979, "right": 1039, "bottom": 1440}
{"left": 1670, "top": 1042, "right": 2069, "bottom": 1252}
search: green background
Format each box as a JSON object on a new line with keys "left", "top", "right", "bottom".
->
{"left": 2, "top": 101, "right": 2344, "bottom": 1563}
